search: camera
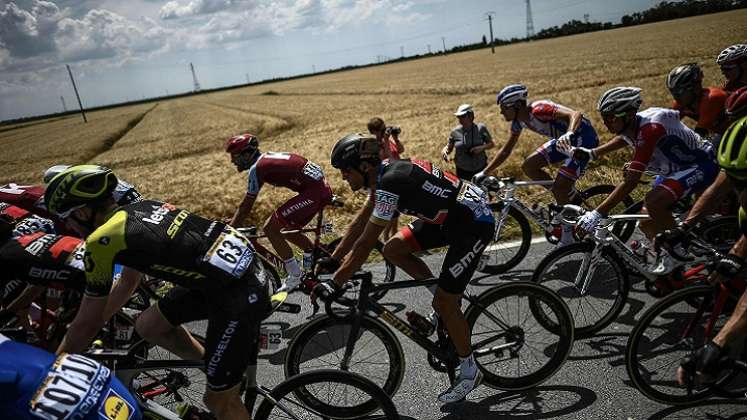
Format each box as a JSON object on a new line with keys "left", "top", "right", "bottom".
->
{"left": 385, "top": 126, "right": 401, "bottom": 136}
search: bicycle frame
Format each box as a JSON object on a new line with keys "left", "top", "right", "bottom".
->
{"left": 493, "top": 179, "right": 556, "bottom": 239}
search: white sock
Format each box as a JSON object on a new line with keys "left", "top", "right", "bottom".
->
{"left": 459, "top": 353, "right": 477, "bottom": 377}
{"left": 284, "top": 257, "right": 302, "bottom": 278}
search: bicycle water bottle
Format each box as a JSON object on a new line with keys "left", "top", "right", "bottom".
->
{"left": 302, "top": 249, "right": 313, "bottom": 271}
{"left": 406, "top": 311, "right": 435, "bottom": 337}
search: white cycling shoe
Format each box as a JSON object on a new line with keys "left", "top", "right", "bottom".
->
{"left": 649, "top": 248, "right": 685, "bottom": 275}
{"left": 277, "top": 274, "right": 303, "bottom": 293}
{"left": 438, "top": 368, "right": 483, "bottom": 403}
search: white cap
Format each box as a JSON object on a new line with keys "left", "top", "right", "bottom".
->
{"left": 454, "top": 104, "right": 473, "bottom": 116}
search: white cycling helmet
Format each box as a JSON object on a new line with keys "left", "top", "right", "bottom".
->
{"left": 716, "top": 44, "right": 747, "bottom": 65}
{"left": 496, "top": 84, "right": 528, "bottom": 107}
{"left": 666, "top": 63, "right": 703, "bottom": 94}
{"left": 597, "top": 87, "right": 642, "bottom": 114}
{"left": 43, "top": 164, "right": 71, "bottom": 183}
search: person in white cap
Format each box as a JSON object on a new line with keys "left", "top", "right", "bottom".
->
{"left": 441, "top": 104, "right": 494, "bottom": 180}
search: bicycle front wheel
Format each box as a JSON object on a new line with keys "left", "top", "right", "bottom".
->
{"left": 626, "top": 284, "right": 734, "bottom": 405}
{"left": 480, "top": 204, "right": 532, "bottom": 274}
{"left": 574, "top": 184, "right": 636, "bottom": 243}
{"left": 324, "top": 237, "right": 396, "bottom": 301}
{"left": 531, "top": 242, "right": 629, "bottom": 338}
{"left": 284, "top": 314, "right": 404, "bottom": 417}
{"left": 255, "top": 369, "right": 399, "bottom": 420}
{"left": 465, "top": 281, "right": 574, "bottom": 390}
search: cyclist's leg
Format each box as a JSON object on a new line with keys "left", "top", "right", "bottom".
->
{"left": 522, "top": 140, "right": 555, "bottom": 183}
{"left": 381, "top": 220, "right": 441, "bottom": 280}
{"left": 137, "top": 286, "right": 208, "bottom": 360}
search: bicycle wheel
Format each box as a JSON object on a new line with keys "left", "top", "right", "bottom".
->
{"left": 284, "top": 314, "right": 404, "bottom": 417}
{"left": 324, "top": 237, "right": 396, "bottom": 301}
{"left": 479, "top": 204, "right": 531, "bottom": 274}
{"left": 255, "top": 369, "right": 399, "bottom": 420}
{"left": 465, "top": 281, "right": 574, "bottom": 390}
{"left": 626, "top": 284, "right": 736, "bottom": 405}
{"left": 530, "top": 242, "right": 629, "bottom": 338}
{"left": 694, "top": 216, "right": 739, "bottom": 255}
{"left": 574, "top": 184, "right": 636, "bottom": 243}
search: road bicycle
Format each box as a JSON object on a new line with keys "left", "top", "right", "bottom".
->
{"left": 284, "top": 272, "right": 574, "bottom": 415}
{"left": 477, "top": 176, "right": 635, "bottom": 274}
{"left": 529, "top": 206, "right": 738, "bottom": 338}
{"left": 237, "top": 195, "right": 396, "bottom": 300}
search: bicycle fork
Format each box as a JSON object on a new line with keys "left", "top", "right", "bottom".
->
{"left": 340, "top": 313, "right": 364, "bottom": 371}
{"left": 573, "top": 244, "right": 604, "bottom": 295}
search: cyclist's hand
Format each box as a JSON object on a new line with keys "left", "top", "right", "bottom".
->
{"left": 676, "top": 341, "right": 727, "bottom": 386}
{"left": 653, "top": 227, "right": 687, "bottom": 253}
{"left": 576, "top": 209, "right": 602, "bottom": 233}
{"left": 471, "top": 171, "right": 486, "bottom": 186}
{"left": 315, "top": 256, "right": 341, "bottom": 275}
{"left": 556, "top": 133, "right": 574, "bottom": 154}
{"left": 441, "top": 146, "right": 450, "bottom": 162}
{"left": 712, "top": 254, "right": 745, "bottom": 283}
{"left": 572, "top": 147, "right": 596, "bottom": 161}
{"left": 311, "top": 280, "right": 341, "bottom": 305}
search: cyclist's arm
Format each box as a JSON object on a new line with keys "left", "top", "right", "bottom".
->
{"left": 57, "top": 295, "right": 107, "bottom": 354}
{"left": 711, "top": 236, "right": 747, "bottom": 349}
{"left": 589, "top": 136, "right": 628, "bottom": 160}
{"left": 229, "top": 194, "right": 256, "bottom": 227}
{"left": 596, "top": 169, "right": 642, "bottom": 215}
{"left": 103, "top": 266, "right": 142, "bottom": 321}
{"left": 553, "top": 107, "right": 583, "bottom": 134}
{"left": 393, "top": 135, "right": 404, "bottom": 154}
{"left": 4, "top": 284, "right": 44, "bottom": 313}
{"left": 483, "top": 132, "right": 519, "bottom": 174}
{"left": 330, "top": 198, "right": 374, "bottom": 261}
{"left": 332, "top": 219, "right": 385, "bottom": 287}
{"left": 683, "top": 172, "right": 731, "bottom": 227}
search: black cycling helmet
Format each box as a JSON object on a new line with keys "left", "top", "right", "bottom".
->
{"left": 330, "top": 133, "right": 381, "bottom": 170}
{"left": 666, "top": 63, "right": 703, "bottom": 96}
{"left": 45, "top": 165, "right": 118, "bottom": 217}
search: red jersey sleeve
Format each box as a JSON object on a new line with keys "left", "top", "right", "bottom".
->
{"left": 530, "top": 101, "right": 558, "bottom": 122}
{"left": 627, "top": 123, "right": 665, "bottom": 173}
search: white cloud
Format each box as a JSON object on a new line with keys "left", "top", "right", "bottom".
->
{"left": 159, "top": 0, "right": 243, "bottom": 19}
{"left": 0, "top": 1, "right": 61, "bottom": 58}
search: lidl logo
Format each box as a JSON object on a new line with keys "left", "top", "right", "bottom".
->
{"left": 99, "top": 389, "right": 133, "bottom": 420}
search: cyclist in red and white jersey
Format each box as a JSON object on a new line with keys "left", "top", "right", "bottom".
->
{"left": 667, "top": 63, "right": 729, "bottom": 142}
{"left": 572, "top": 87, "right": 718, "bottom": 273}
{"left": 225, "top": 133, "right": 333, "bottom": 291}
{"left": 717, "top": 44, "right": 747, "bottom": 93}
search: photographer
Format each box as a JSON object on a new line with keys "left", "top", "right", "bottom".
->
{"left": 368, "top": 117, "right": 405, "bottom": 161}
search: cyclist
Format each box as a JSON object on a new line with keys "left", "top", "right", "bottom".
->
{"left": 368, "top": 117, "right": 405, "bottom": 240}
{"left": 480, "top": 84, "right": 599, "bottom": 246}
{"left": 45, "top": 165, "right": 270, "bottom": 420}
{"left": 717, "top": 44, "right": 747, "bottom": 92}
{"left": 0, "top": 333, "right": 141, "bottom": 419}
{"left": 667, "top": 63, "right": 729, "bottom": 142}
{"left": 675, "top": 115, "right": 747, "bottom": 387}
{"left": 572, "top": 87, "right": 718, "bottom": 273}
{"left": 320, "top": 133, "right": 494, "bottom": 403}
{"left": 225, "top": 133, "right": 333, "bottom": 292}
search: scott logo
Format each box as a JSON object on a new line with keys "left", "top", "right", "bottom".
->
{"left": 422, "top": 180, "right": 451, "bottom": 198}
{"left": 448, "top": 240, "right": 487, "bottom": 278}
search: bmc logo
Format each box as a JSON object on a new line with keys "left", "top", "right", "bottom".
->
{"left": 448, "top": 240, "right": 487, "bottom": 278}
{"left": 29, "top": 267, "right": 70, "bottom": 280}
{"left": 422, "top": 181, "right": 451, "bottom": 198}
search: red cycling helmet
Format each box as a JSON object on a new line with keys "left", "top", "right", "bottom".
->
{"left": 726, "top": 86, "right": 747, "bottom": 120}
{"left": 226, "top": 133, "right": 260, "bottom": 171}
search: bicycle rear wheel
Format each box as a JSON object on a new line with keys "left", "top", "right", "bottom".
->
{"left": 255, "top": 369, "right": 399, "bottom": 420}
{"left": 465, "top": 282, "right": 574, "bottom": 390}
{"left": 479, "top": 204, "right": 531, "bottom": 274}
{"left": 626, "top": 285, "right": 736, "bottom": 405}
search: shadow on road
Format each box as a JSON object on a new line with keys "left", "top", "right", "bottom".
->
{"left": 646, "top": 399, "right": 747, "bottom": 420}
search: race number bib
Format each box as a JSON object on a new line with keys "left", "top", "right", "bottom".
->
{"left": 65, "top": 244, "right": 86, "bottom": 271}
{"left": 203, "top": 226, "right": 255, "bottom": 278}
{"left": 30, "top": 354, "right": 111, "bottom": 420}
{"left": 14, "top": 215, "right": 56, "bottom": 237}
{"left": 456, "top": 182, "right": 494, "bottom": 223}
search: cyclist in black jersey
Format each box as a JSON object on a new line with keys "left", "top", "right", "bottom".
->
{"left": 44, "top": 165, "right": 270, "bottom": 420}
{"left": 322, "top": 133, "right": 494, "bottom": 403}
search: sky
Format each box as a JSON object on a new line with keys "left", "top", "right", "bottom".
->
{"left": 0, "top": 0, "right": 662, "bottom": 121}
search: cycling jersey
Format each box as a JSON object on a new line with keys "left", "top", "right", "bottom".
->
{"left": 0, "top": 202, "right": 56, "bottom": 238}
{"left": 510, "top": 100, "right": 593, "bottom": 139}
{"left": 0, "top": 232, "right": 85, "bottom": 292}
{"left": 673, "top": 87, "right": 729, "bottom": 136}
{"left": 724, "top": 79, "right": 746, "bottom": 94}
{"left": 370, "top": 159, "right": 494, "bottom": 293}
{"left": 0, "top": 334, "right": 140, "bottom": 420}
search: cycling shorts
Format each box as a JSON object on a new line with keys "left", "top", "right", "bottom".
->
{"left": 400, "top": 215, "right": 494, "bottom": 294}
{"left": 274, "top": 180, "right": 333, "bottom": 230}
{"left": 655, "top": 161, "right": 719, "bottom": 201}
{"left": 536, "top": 123, "right": 599, "bottom": 181}
{"left": 156, "top": 262, "right": 271, "bottom": 391}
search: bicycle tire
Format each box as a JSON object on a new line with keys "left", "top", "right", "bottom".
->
{"left": 464, "top": 281, "right": 574, "bottom": 390}
{"left": 574, "top": 184, "right": 636, "bottom": 243}
{"left": 324, "top": 237, "right": 396, "bottom": 301}
{"left": 255, "top": 369, "right": 399, "bottom": 420}
{"left": 284, "top": 314, "right": 404, "bottom": 417}
{"left": 530, "top": 241, "right": 630, "bottom": 338}
{"left": 625, "top": 284, "right": 737, "bottom": 405}
{"left": 693, "top": 215, "right": 739, "bottom": 255}
{"left": 479, "top": 204, "right": 531, "bottom": 274}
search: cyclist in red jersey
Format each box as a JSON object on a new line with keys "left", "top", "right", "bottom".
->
{"left": 225, "top": 133, "right": 333, "bottom": 291}
{"left": 716, "top": 44, "right": 747, "bottom": 92}
{"left": 667, "top": 63, "right": 729, "bottom": 141}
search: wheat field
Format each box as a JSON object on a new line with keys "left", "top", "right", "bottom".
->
{"left": 1, "top": 9, "right": 746, "bottom": 230}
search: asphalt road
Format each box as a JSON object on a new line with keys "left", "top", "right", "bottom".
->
{"left": 185, "top": 238, "right": 747, "bottom": 420}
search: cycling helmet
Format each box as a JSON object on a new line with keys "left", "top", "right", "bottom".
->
{"left": 717, "top": 116, "right": 747, "bottom": 179}
{"left": 496, "top": 84, "right": 528, "bottom": 107}
{"left": 330, "top": 133, "right": 380, "bottom": 170}
{"left": 44, "top": 165, "right": 118, "bottom": 217}
{"left": 597, "top": 87, "right": 643, "bottom": 114}
{"left": 226, "top": 133, "right": 260, "bottom": 171}
{"left": 726, "top": 86, "right": 747, "bottom": 119}
{"left": 43, "top": 164, "right": 71, "bottom": 183}
{"left": 666, "top": 63, "right": 703, "bottom": 95}
{"left": 716, "top": 44, "right": 747, "bottom": 65}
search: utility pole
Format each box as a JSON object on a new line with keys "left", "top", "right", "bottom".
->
{"left": 442, "top": 37, "right": 446, "bottom": 54}
{"left": 584, "top": 13, "right": 590, "bottom": 23}
{"left": 190, "top": 62, "right": 201, "bottom": 92}
{"left": 65, "top": 64, "right": 87, "bottom": 123}
{"left": 427, "top": 44, "right": 431, "bottom": 54}
{"left": 60, "top": 96, "right": 67, "bottom": 112}
{"left": 526, "top": 0, "right": 535, "bottom": 38}
{"left": 486, "top": 12, "right": 496, "bottom": 54}
{"left": 400, "top": 46, "right": 404, "bottom": 58}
